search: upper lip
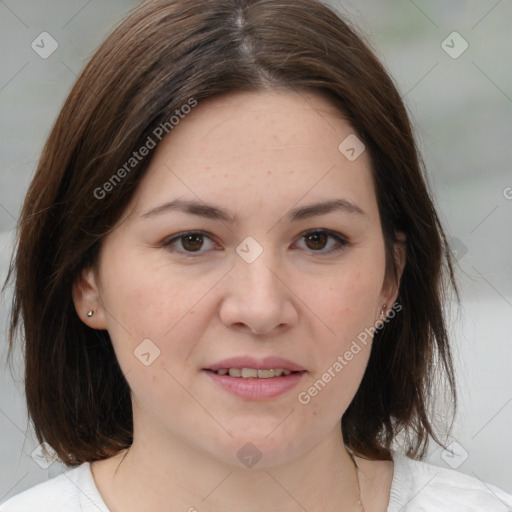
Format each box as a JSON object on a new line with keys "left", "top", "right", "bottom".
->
{"left": 206, "top": 356, "right": 306, "bottom": 372}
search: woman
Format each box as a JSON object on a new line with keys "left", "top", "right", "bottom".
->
{"left": 2, "top": 0, "right": 511, "bottom": 510}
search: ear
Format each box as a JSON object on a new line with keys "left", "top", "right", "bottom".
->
{"left": 72, "top": 266, "right": 108, "bottom": 329}
{"left": 377, "top": 231, "right": 406, "bottom": 320}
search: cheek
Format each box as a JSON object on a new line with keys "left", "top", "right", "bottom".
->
{"left": 309, "top": 264, "right": 384, "bottom": 341}
{"left": 96, "top": 246, "right": 230, "bottom": 378}
{"left": 294, "top": 265, "right": 380, "bottom": 420}
{"left": 338, "top": 270, "right": 380, "bottom": 326}
{"left": 295, "top": 244, "right": 385, "bottom": 390}
{"left": 95, "top": 253, "right": 207, "bottom": 405}
{"left": 99, "top": 246, "right": 206, "bottom": 334}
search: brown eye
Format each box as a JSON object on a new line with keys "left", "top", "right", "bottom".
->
{"left": 181, "top": 233, "right": 204, "bottom": 252}
{"left": 304, "top": 232, "right": 329, "bottom": 250}
{"left": 305, "top": 232, "right": 329, "bottom": 251}
{"left": 163, "top": 231, "right": 217, "bottom": 256}
{"left": 295, "top": 229, "right": 349, "bottom": 255}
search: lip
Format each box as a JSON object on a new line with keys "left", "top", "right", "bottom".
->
{"left": 205, "top": 356, "right": 306, "bottom": 372}
{"left": 203, "top": 369, "right": 306, "bottom": 400}
{"left": 203, "top": 355, "right": 306, "bottom": 400}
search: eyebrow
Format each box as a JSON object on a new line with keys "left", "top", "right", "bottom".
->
{"left": 140, "top": 198, "right": 366, "bottom": 223}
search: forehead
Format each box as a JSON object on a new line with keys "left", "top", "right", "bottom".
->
{"left": 163, "top": 89, "right": 349, "bottom": 155}
{"left": 128, "top": 89, "right": 377, "bottom": 221}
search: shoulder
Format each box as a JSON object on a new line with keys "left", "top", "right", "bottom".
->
{"left": 0, "top": 463, "right": 109, "bottom": 512}
{"left": 388, "top": 449, "right": 512, "bottom": 512}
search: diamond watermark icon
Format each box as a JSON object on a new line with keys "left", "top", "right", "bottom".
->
{"left": 31, "top": 442, "right": 58, "bottom": 469}
{"left": 31, "top": 32, "right": 59, "bottom": 59}
{"left": 449, "top": 237, "right": 468, "bottom": 262}
{"left": 338, "top": 134, "right": 365, "bottom": 161}
{"left": 441, "top": 441, "right": 469, "bottom": 469}
{"left": 237, "top": 442, "right": 263, "bottom": 468}
{"left": 441, "top": 32, "right": 468, "bottom": 59}
{"left": 134, "top": 338, "right": 161, "bottom": 366}
{"left": 236, "top": 236, "right": 263, "bottom": 264}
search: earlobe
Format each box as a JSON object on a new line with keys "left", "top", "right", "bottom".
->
{"left": 71, "top": 266, "right": 108, "bottom": 329}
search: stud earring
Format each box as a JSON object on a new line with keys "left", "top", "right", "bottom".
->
{"left": 381, "top": 304, "right": 387, "bottom": 318}
{"left": 87, "top": 310, "right": 94, "bottom": 318}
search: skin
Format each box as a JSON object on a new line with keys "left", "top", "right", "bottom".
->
{"left": 73, "top": 89, "right": 405, "bottom": 512}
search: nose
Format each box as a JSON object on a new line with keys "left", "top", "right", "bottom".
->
{"left": 219, "top": 253, "right": 298, "bottom": 335}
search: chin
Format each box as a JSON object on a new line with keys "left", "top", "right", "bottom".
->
{"left": 206, "top": 430, "right": 306, "bottom": 470}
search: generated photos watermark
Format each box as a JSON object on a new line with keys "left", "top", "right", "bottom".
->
{"left": 297, "top": 301, "right": 402, "bottom": 405}
{"left": 94, "top": 97, "right": 198, "bottom": 200}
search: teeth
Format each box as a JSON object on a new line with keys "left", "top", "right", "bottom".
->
{"left": 216, "top": 368, "right": 296, "bottom": 378}
{"left": 241, "top": 368, "right": 258, "bottom": 378}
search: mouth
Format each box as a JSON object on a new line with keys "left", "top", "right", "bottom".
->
{"left": 205, "top": 368, "right": 301, "bottom": 378}
{"left": 202, "top": 356, "right": 307, "bottom": 399}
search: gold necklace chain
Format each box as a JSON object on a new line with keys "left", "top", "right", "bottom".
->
{"left": 348, "top": 451, "right": 365, "bottom": 512}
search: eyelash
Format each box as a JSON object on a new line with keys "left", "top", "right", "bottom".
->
{"left": 161, "top": 229, "right": 349, "bottom": 258}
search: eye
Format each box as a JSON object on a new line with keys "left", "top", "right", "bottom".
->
{"left": 162, "top": 229, "right": 349, "bottom": 257}
{"left": 294, "top": 229, "right": 349, "bottom": 255}
{"left": 162, "top": 231, "right": 218, "bottom": 256}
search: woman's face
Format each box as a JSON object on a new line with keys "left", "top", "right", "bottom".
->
{"left": 74, "top": 89, "right": 401, "bottom": 468}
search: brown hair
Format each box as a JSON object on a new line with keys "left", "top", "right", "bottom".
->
{"left": 3, "top": 0, "right": 458, "bottom": 465}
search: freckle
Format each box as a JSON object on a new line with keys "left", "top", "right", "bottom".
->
{"left": 289, "top": 170, "right": 295, "bottom": 175}
{"left": 267, "top": 170, "right": 272, "bottom": 175}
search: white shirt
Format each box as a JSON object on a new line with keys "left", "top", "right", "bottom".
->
{"left": 1, "top": 449, "right": 511, "bottom": 511}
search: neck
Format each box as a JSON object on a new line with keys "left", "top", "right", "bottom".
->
{"left": 92, "top": 423, "right": 364, "bottom": 512}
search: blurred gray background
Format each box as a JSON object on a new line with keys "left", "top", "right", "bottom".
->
{"left": 1, "top": 0, "right": 511, "bottom": 503}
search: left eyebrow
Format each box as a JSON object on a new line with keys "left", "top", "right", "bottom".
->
{"left": 139, "top": 198, "right": 366, "bottom": 223}
{"left": 288, "top": 198, "right": 366, "bottom": 221}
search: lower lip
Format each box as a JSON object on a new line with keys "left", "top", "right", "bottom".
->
{"left": 203, "top": 370, "right": 306, "bottom": 399}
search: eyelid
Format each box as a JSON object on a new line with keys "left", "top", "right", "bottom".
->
{"left": 161, "top": 230, "right": 220, "bottom": 257}
{"left": 293, "top": 229, "right": 349, "bottom": 255}
{"left": 162, "top": 229, "right": 349, "bottom": 257}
